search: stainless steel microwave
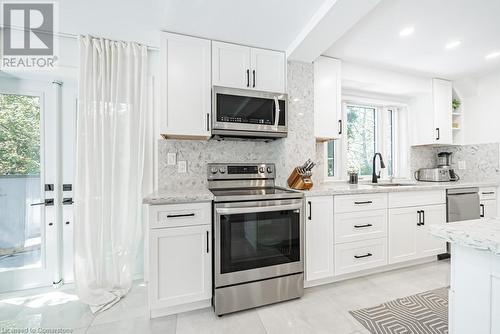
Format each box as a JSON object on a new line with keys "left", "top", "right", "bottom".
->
{"left": 212, "top": 86, "right": 288, "bottom": 139}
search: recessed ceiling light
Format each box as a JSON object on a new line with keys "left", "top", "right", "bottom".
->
{"left": 445, "top": 40, "right": 461, "bottom": 49}
{"left": 485, "top": 51, "right": 500, "bottom": 60}
{"left": 399, "top": 26, "right": 415, "bottom": 37}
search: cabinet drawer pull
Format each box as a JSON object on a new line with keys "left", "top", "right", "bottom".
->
{"left": 252, "top": 70, "right": 256, "bottom": 88}
{"left": 246, "top": 69, "right": 250, "bottom": 87}
{"left": 307, "top": 201, "right": 312, "bottom": 221}
{"left": 338, "top": 119, "right": 342, "bottom": 135}
{"left": 206, "top": 231, "right": 210, "bottom": 253}
{"left": 482, "top": 192, "right": 495, "bottom": 195}
{"left": 354, "top": 201, "right": 373, "bottom": 205}
{"left": 436, "top": 127, "right": 440, "bottom": 141}
{"left": 354, "top": 223, "right": 372, "bottom": 228}
{"left": 480, "top": 204, "right": 485, "bottom": 217}
{"left": 206, "top": 113, "right": 210, "bottom": 131}
{"left": 166, "top": 213, "right": 195, "bottom": 218}
{"left": 354, "top": 253, "right": 373, "bottom": 259}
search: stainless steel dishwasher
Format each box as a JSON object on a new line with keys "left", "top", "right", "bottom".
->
{"left": 447, "top": 187, "right": 480, "bottom": 222}
{"left": 439, "top": 187, "right": 480, "bottom": 259}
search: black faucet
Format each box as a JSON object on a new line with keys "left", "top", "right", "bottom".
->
{"left": 372, "top": 153, "right": 386, "bottom": 183}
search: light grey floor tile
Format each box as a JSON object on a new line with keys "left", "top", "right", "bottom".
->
{"left": 87, "top": 315, "right": 176, "bottom": 334}
{"left": 177, "top": 307, "right": 265, "bottom": 334}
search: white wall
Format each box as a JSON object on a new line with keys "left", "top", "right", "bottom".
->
{"left": 455, "top": 70, "right": 500, "bottom": 145}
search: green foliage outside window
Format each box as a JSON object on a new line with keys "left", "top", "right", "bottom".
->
{"left": 0, "top": 94, "right": 40, "bottom": 175}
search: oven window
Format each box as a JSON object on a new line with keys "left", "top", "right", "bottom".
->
{"left": 220, "top": 209, "right": 300, "bottom": 274}
{"left": 216, "top": 94, "right": 285, "bottom": 126}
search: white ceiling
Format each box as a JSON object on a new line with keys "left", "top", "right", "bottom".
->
{"left": 325, "top": 0, "right": 500, "bottom": 79}
{"left": 60, "top": 0, "right": 326, "bottom": 51}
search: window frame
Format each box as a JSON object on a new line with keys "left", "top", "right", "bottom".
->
{"left": 324, "top": 97, "right": 408, "bottom": 182}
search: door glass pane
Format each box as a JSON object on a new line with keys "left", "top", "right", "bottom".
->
{"left": 346, "top": 105, "right": 376, "bottom": 176}
{"left": 0, "top": 93, "right": 42, "bottom": 272}
{"left": 220, "top": 209, "right": 300, "bottom": 274}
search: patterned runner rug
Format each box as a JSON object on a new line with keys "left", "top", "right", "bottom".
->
{"left": 349, "top": 287, "right": 448, "bottom": 334}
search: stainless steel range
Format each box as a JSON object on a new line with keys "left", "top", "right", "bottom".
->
{"left": 208, "top": 163, "right": 304, "bottom": 315}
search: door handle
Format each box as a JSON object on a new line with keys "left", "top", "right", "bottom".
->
{"left": 354, "top": 253, "right": 372, "bottom": 259}
{"left": 436, "top": 128, "right": 440, "bottom": 141}
{"left": 354, "top": 224, "right": 373, "bottom": 228}
{"left": 252, "top": 70, "right": 256, "bottom": 88}
{"left": 246, "top": 69, "right": 250, "bottom": 87}
{"left": 62, "top": 198, "right": 73, "bottom": 205}
{"left": 308, "top": 201, "right": 312, "bottom": 220}
{"left": 480, "top": 204, "right": 485, "bottom": 217}
{"left": 30, "top": 199, "right": 54, "bottom": 206}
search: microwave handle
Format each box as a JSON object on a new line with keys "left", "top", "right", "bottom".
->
{"left": 216, "top": 203, "right": 301, "bottom": 215}
{"left": 273, "top": 96, "right": 280, "bottom": 128}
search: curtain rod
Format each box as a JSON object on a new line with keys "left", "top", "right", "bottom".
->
{"left": 2, "top": 25, "right": 160, "bottom": 51}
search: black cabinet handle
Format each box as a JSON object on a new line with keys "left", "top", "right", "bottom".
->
{"left": 338, "top": 120, "right": 342, "bottom": 135}
{"left": 354, "top": 201, "right": 373, "bottom": 205}
{"left": 354, "top": 223, "right": 373, "bottom": 228}
{"left": 246, "top": 69, "right": 250, "bottom": 87}
{"left": 482, "top": 192, "right": 495, "bottom": 195}
{"left": 421, "top": 210, "right": 425, "bottom": 225}
{"left": 354, "top": 253, "right": 372, "bottom": 259}
{"left": 206, "top": 113, "right": 210, "bottom": 131}
{"left": 62, "top": 198, "right": 73, "bottom": 205}
{"left": 31, "top": 198, "right": 54, "bottom": 206}
{"left": 480, "top": 204, "right": 485, "bottom": 217}
{"left": 417, "top": 210, "right": 422, "bottom": 226}
{"left": 252, "top": 70, "right": 256, "bottom": 88}
{"left": 436, "top": 128, "right": 440, "bottom": 141}
{"left": 166, "top": 213, "right": 195, "bottom": 218}
{"left": 206, "top": 231, "right": 209, "bottom": 253}
{"left": 308, "top": 201, "right": 312, "bottom": 220}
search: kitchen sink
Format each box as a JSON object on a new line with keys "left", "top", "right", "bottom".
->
{"left": 372, "top": 183, "right": 416, "bottom": 187}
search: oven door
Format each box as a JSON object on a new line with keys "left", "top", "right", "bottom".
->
{"left": 214, "top": 199, "right": 304, "bottom": 287}
{"left": 212, "top": 86, "right": 287, "bottom": 136}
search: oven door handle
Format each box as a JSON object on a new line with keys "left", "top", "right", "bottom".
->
{"left": 216, "top": 203, "right": 302, "bottom": 215}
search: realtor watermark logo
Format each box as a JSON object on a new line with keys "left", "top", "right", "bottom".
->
{"left": 1, "top": 1, "right": 59, "bottom": 69}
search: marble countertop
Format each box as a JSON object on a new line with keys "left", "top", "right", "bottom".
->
{"left": 143, "top": 188, "right": 213, "bottom": 205}
{"left": 296, "top": 179, "right": 499, "bottom": 196}
{"left": 144, "top": 179, "right": 498, "bottom": 205}
{"left": 430, "top": 218, "right": 500, "bottom": 255}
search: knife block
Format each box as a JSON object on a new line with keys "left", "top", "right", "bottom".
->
{"left": 287, "top": 167, "right": 313, "bottom": 190}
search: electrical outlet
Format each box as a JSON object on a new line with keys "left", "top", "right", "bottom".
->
{"left": 458, "top": 161, "right": 466, "bottom": 170}
{"left": 167, "top": 152, "right": 176, "bottom": 166}
{"left": 178, "top": 160, "right": 187, "bottom": 173}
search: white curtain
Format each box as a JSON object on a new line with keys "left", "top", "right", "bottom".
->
{"left": 74, "top": 36, "right": 149, "bottom": 313}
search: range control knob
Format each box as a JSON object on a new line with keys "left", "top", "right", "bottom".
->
{"left": 210, "top": 167, "right": 218, "bottom": 174}
{"left": 219, "top": 167, "right": 226, "bottom": 174}
{"left": 259, "top": 167, "right": 265, "bottom": 173}
{"left": 267, "top": 167, "right": 273, "bottom": 173}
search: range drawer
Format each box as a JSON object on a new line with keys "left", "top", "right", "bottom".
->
{"left": 479, "top": 187, "right": 497, "bottom": 200}
{"left": 388, "top": 190, "right": 445, "bottom": 208}
{"left": 334, "top": 193, "right": 387, "bottom": 213}
{"left": 149, "top": 202, "right": 212, "bottom": 229}
{"left": 334, "top": 238, "right": 387, "bottom": 276}
{"left": 334, "top": 210, "right": 387, "bottom": 244}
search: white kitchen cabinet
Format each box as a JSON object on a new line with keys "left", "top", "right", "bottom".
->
{"left": 149, "top": 224, "right": 211, "bottom": 314}
{"left": 480, "top": 199, "right": 497, "bottom": 218}
{"left": 160, "top": 32, "right": 211, "bottom": 139}
{"left": 212, "top": 41, "right": 285, "bottom": 93}
{"left": 388, "top": 204, "right": 446, "bottom": 264}
{"left": 212, "top": 41, "right": 250, "bottom": 90}
{"left": 433, "top": 78, "right": 453, "bottom": 145}
{"left": 313, "top": 56, "right": 342, "bottom": 141}
{"left": 334, "top": 238, "right": 387, "bottom": 275}
{"left": 411, "top": 78, "right": 453, "bottom": 146}
{"left": 305, "top": 196, "right": 334, "bottom": 285}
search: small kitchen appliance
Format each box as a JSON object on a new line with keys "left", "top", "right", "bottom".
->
{"left": 414, "top": 151, "right": 459, "bottom": 182}
{"left": 208, "top": 163, "right": 304, "bottom": 315}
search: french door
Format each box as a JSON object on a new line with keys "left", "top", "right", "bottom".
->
{"left": 0, "top": 77, "right": 76, "bottom": 292}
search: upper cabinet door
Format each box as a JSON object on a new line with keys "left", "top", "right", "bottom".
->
{"left": 313, "top": 56, "right": 342, "bottom": 141}
{"left": 212, "top": 41, "right": 251, "bottom": 89}
{"left": 250, "top": 48, "right": 286, "bottom": 93}
{"left": 433, "top": 78, "right": 453, "bottom": 145}
{"left": 160, "top": 32, "right": 211, "bottom": 139}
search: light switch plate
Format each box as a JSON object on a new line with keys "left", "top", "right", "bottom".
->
{"left": 178, "top": 160, "right": 187, "bottom": 173}
{"left": 167, "top": 153, "right": 176, "bottom": 166}
{"left": 458, "top": 161, "right": 466, "bottom": 170}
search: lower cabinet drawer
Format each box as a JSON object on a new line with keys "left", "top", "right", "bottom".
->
{"left": 479, "top": 187, "right": 497, "bottom": 200}
{"left": 334, "top": 238, "right": 387, "bottom": 276}
{"left": 149, "top": 202, "right": 212, "bottom": 229}
{"left": 334, "top": 210, "right": 387, "bottom": 244}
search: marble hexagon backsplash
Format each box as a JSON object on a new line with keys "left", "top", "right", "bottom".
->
{"left": 410, "top": 143, "right": 500, "bottom": 182}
